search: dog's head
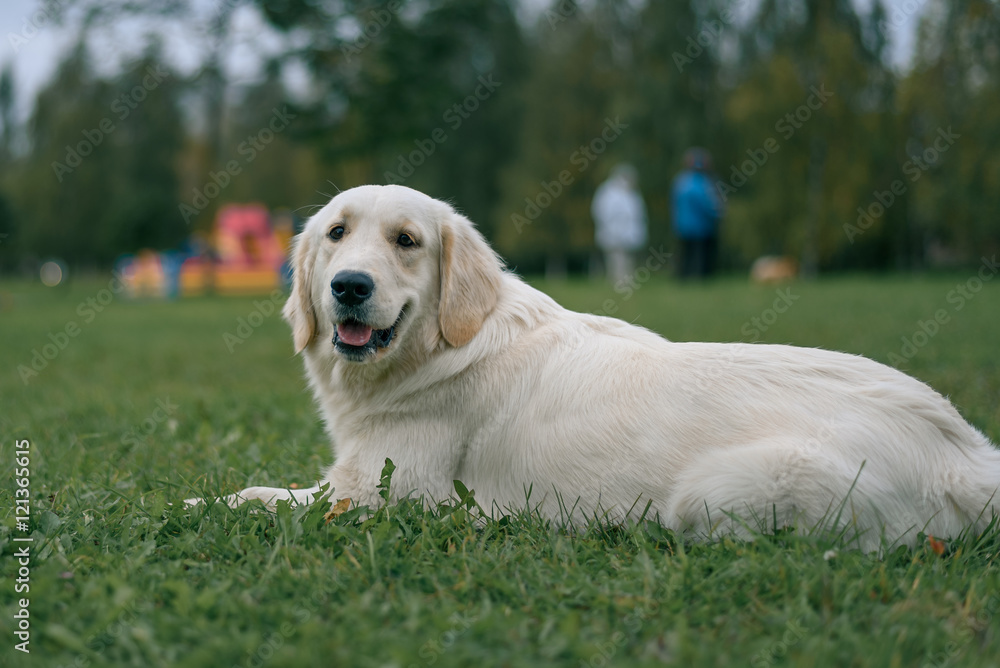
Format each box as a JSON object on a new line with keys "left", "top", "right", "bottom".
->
{"left": 283, "top": 185, "right": 503, "bottom": 367}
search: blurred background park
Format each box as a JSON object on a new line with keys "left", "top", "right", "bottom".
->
{"left": 0, "top": 0, "right": 998, "bottom": 283}
{"left": 3, "top": 4, "right": 1000, "bottom": 664}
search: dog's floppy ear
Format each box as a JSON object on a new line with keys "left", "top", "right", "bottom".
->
{"left": 438, "top": 211, "right": 503, "bottom": 347}
{"left": 282, "top": 232, "right": 318, "bottom": 354}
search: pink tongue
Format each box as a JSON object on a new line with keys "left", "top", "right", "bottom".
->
{"left": 338, "top": 322, "right": 373, "bottom": 346}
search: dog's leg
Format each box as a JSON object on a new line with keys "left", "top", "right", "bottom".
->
{"left": 226, "top": 485, "right": 326, "bottom": 510}
{"left": 184, "top": 484, "right": 327, "bottom": 510}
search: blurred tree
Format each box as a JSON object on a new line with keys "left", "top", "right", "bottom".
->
{"left": 5, "top": 0, "right": 997, "bottom": 274}
{"left": 0, "top": 63, "right": 16, "bottom": 271}
{"left": 13, "top": 41, "right": 118, "bottom": 266}
{"left": 626, "top": 0, "right": 724, "bottom": 263}
{"left": 12, "top": 40, "right": 185, "bottom": 266}
{"left": 42, "top": 0, "right": 237, "bottom": 232}
{"left": 202, "top": 0, "right": 239, "bottom": 168}
{"left": 224, "top": 58, "right": 323, "bottom": 212}
{"left": 0, "top": 63, "right": 15, "bottom": 161}
{"left": 721, "top": 0, "right": 897, "bottom": 272}
{"left": 899, "top": 0, "right": 1000, "bottom": 263}
{"left": 254, "top": 0, "right": 528, "bottom": 236}
{"left": 494, "top": 1, "right": 623, "bottom": 274}
{"left": 0, "top": 192, "right": 14, "bottom": 272}
{"left": 101, "top": 44, "right": 187, "bottom": 255}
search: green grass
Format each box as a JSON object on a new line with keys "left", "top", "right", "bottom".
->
{"left": 1, "top": 273, "right": 999, "bottom": 667}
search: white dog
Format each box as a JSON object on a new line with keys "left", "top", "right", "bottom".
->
{"left": 192, "top": 185, "right": 1000, "bottom": 551}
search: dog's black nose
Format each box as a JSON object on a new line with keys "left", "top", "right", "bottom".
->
{"left": 331, "top": 271, "right": 375, "bottom": 306}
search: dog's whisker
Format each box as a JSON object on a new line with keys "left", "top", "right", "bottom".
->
{"left": 295, "top": 203, "right": 326, "bottom": 215}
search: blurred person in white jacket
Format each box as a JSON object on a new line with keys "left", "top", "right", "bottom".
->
{"left": 591, "top": 164, "right": 648, "bottom": 284}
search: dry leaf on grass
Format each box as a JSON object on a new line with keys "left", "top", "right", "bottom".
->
{"left": 324, "top": 498, "right": 352, "bottom": 523}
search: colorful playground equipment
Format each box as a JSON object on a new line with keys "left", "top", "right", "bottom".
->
{"left": 119, "top": 204, "right": 294, "bottom": 298}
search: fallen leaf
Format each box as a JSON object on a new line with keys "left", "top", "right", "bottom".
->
{"left": 324, "top": 498, "right": 352, "bottom": 523}
{"left": 927, "top": 535, "right": 946, "bottom": 556}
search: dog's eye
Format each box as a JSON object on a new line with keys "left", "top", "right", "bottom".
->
{"left": 397, "top": 233, "right": 416, "bottom": 248}
{"left": 329, "top": 225, "right": 345, "bottom": 241}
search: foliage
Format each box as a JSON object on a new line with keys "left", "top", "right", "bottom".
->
{"left": 6, "top": 42, "right": 185, "bottom": 266}
{"left": 1, "top": 0, "right": 999, "bottom": 271}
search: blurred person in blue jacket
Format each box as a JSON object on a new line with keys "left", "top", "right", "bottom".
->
{"left": 672, "top": 148, "right": 723, "bottom": 279}
{"left": 591, "top": 163, "right": 648, "bottom": 285}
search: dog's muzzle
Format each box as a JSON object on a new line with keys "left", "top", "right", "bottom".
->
{"left": 333, "top": 307, "right": 407, "bottom": 359}
{"left": 335, "top": 319, "right": 396, "bottom": 348}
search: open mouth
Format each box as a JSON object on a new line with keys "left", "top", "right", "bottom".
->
{"left": 333, "top": 307, "right": 406, "bottom": 358}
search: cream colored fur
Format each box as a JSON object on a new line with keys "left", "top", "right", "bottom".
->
{"left": 192, "top": 185, "right": 1000, "bottom": 551}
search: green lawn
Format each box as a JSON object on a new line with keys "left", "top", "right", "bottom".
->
{"left": 1, "top": 273, "right": 999, "bottom": 667}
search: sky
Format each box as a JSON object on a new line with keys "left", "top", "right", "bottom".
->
{"left": 0, "top": 0, "right": 927, "bottom": 123}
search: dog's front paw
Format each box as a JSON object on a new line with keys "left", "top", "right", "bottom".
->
{"left": 179, "top": 490, "right": 261, "bottom": 510}
{"left": 182, "top": 484, "right": 326, "bottom": 512}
